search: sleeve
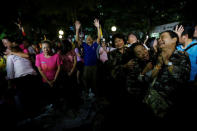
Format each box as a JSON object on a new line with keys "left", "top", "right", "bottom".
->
{"left": 75, "top": 48, "right": 78, "bottom": 54}
{"left": 99, "top": 47, "right": 104, "bottom": 54}
{"left": 35, "top": 54, "right": 41, "bottom": 67}
{"left": 6, "top": 56, "right": 15, "bottom": 79}
{"left": 94, "top": 42, "right": 99, "bottom": 48}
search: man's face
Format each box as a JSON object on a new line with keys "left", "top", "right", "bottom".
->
{"left": 158, "top": 32, "right": 176, "bottom": 50}
{"left": 128, "top": 34, "right": 137, "bottom": 44}
{"left": 2, "top": 39, "right": 12, "bottom": 49}
{"left": 114, "top": 38, "right": 124, "bottom": 49}
{"left": 86, "top": 35, "right": 93, "bottom": 45}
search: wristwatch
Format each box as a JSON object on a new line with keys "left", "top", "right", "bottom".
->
{"left": 167, "top": 61, "right": 173, "bottom": 66}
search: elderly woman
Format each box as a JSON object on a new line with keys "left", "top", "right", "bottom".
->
{"left": 36, "top": 40, "right": 61, "bottom": 87}
{"left": 35, "top": 40, "right": 62, "bottom": 108}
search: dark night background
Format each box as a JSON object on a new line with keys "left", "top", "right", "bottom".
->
{"left": 0, "top": 0, "right": 196, "bottom": 41}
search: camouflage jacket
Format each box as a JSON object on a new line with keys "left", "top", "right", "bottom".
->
{"left": 104, "top": 47, "right": 133, "bottom": 95}
{"left": 152, "top": 50, "right": 190, "bottom": 99}
{"left": 105, "top": 47, "right": 132, "bottom": 80}
{"left": 144, "top": 50, "right": 191, "bottom": 117}
{"left": 126, "top": 59, "right": 150, "bottom": 100}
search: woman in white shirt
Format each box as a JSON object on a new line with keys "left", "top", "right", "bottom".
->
{"left": 6, "top": 45, "right": 40, "bottom": 117}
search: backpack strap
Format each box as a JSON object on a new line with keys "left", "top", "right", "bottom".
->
{"left": 184, "top": 43, "right": 197, "bottom": 52}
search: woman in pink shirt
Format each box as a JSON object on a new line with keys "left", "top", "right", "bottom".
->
{"left": 36, "top": 40, "right": 61, "bottom": 87}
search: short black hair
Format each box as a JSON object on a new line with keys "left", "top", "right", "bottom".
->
{"left": 182, "top": 24, "right": 195, "bottom": 39}
{"left": 127, "top": 32, "right": 139, "bottom": 40}
{"left": 130, "top": 42, "right": 144, "bottom": 56}
{"left": 60, "top": 39, "right": 72, "bottom": 54}
{"left": 174, "top": 23, "right": 195, "bottom": 39}
{"left": 112, "top": 33, "right": 126, "bottom": 47}
{"left": 160, "top": 30, "right": 179, "bottom": 45}
{"left": 10, "top": 45, "right": 22, "bottom": 52}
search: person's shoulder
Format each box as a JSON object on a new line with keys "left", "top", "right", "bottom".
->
{"left": 93, "top": 42, "right": 99, "bottom": 47}
{"left": 36, "top": 53, "right": 43, "bottom": 58}
{"left": 109, "top": 48, "right": 118, "bottom": 56}
{"left": 36, "top": 52, "right": 42, "bottom": 56}
{"left": 71, "top": 50, "right": 76, "bottom": 55}
{"left": 7, "top": 54, "right": 14, "bottom": 59}
{"left": 191, "top": 41, "right": 197, "bottom": 49}
{"left": 53, "top": 53, "right": 61, "bottom": 57}
{"left": 82, "top": 42, "right": 86, "bottom": 45}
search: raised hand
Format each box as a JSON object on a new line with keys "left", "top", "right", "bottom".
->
{"left": 75, "top": 20, "right": 81, "bottom": 30}
{"left": 174, "top": 25, "right": 184, "bottom": 38}
{"left": 94, "top": 19, "right": 100, "bottom": 28}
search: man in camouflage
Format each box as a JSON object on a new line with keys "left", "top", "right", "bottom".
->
{"left": 145, "top": 30, "right": 191, "bottom": 119}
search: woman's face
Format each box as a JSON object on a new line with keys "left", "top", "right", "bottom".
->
{"left": 57, "top": 42, "right": 61, "bottom": 47}
{"left": 134, "top": 45, "right": 149, "bottom": 61}
{"left": 128, "top": 34, "right": 137, "bottom": 44}
{"left": 42, "top": 43, "right": 51, "bottom": 55}
{"left": 2, "top": 39, "right": 12, "bottom": 49}
{"left": 114, "top": 38, "right": 124, "bottom": 49}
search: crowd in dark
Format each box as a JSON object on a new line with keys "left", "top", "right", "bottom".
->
{"left": 1, "top": 20, "right": 197, "bottom": 130}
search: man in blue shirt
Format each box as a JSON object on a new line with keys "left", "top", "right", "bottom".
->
{"left": 75, "top": 19, "right": 101, "bottom": 98}
{"left": 176, "top": 24, "right": 197, "bottom": 81}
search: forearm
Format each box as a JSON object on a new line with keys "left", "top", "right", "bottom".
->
{"left": 151, "top": 64, "right": 162, "bottom": 79}
{"left": 75, "top": 29, "right": 80, "bottom": 45}
{"left": 54, "top": 66, "right": 61, "bottom": 81}
{"left": 12, "top": 52, "right": 29, "bottom": 59}
{"left": 70, "top": 57, "right": 77, "bottom": 73}
{"left": 97, "top": 26, "right": 101, "bottom": 43}
{"left": 38, "top": 68, "right": 49, "bottom": 82}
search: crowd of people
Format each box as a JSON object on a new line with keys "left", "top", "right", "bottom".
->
{"left": 1, "top": 20, "right": 197, "bottom": 129}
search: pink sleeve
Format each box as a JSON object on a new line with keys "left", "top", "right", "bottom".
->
{"left": 35, "top": 54, "right": 41, "bottom": 67}
{"left": 56, "top": 54, "right": 62, "bottom": 65}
